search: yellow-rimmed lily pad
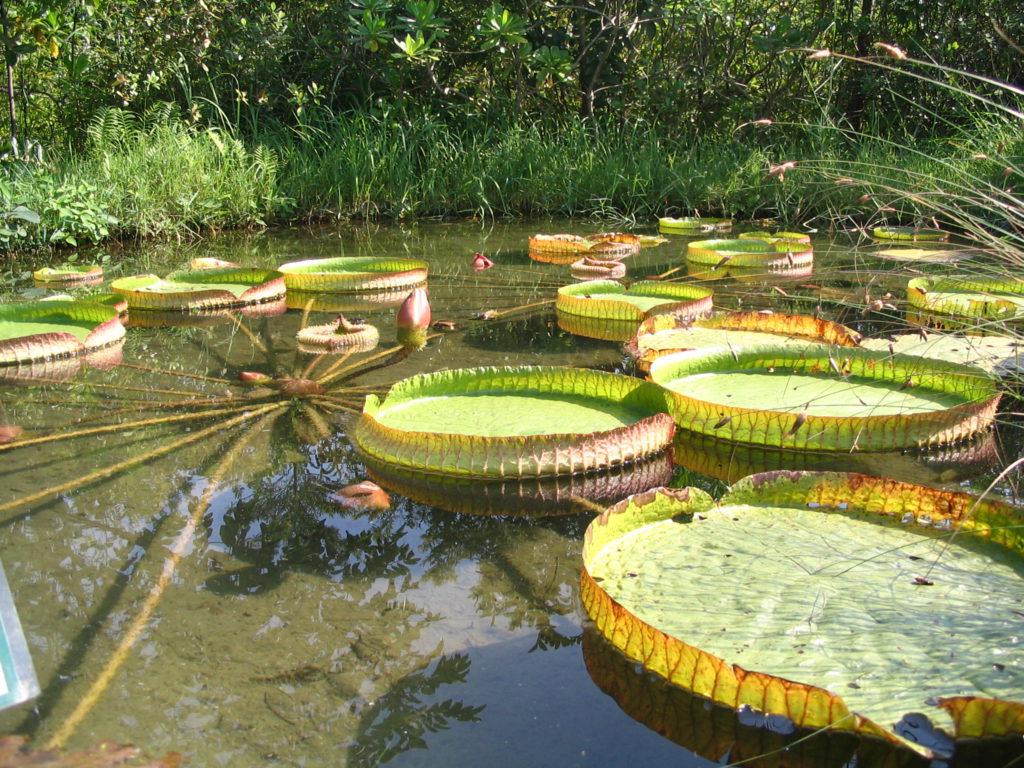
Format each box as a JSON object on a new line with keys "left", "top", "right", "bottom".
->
{"left": 738, "top": 230, "right": 812, "bottom": 245}
{"left": 861, "top": 332, "right": 1023, "bottom": 375}
{"left": 649, "top": 343, "right": 999, "bottom": 451}
{"left": 658, "top": 217, "right": 732, "bottom": 234}
{"left": 111, "top": 267, "right": 285, "bottom": 311}
{"left": 630, "top": 311, "right": 861, "bottom": 372}
{"left": 354, "top": 366, "right": 675, "bottom": 478}
{"left": 277, "top": 256, "right": 428, "bottom": 293}
{"left": 556, "top": 280, "right": 713, "bottom": 324}
{"left": 581, "top": 473, "right": 1024, "bottom": 756}
{"left": 528, "top": 233, "right": 640, "bottom": 259}
{"left": 873, "top": 226, "right": 948, "bottom": 242}
{"left": 687, "top": 238, "right": 814, "bottom": 270}
{"left": 0, "top": 300, "right": 125, "bottom": 365}
{"left": 908, "top": 276, "right": 1024, "bottom": 320}
{"left": 872, "top": 247, "right": 967, "bottom": 263}
{"left": 32, "top": 265, "right": 104, "bottom": 284}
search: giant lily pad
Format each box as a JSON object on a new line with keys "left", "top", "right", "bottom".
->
{"left": 687, "top": 238, "right": 814, "bottom": 271}
{"left": 630, "top": 311, "right": 861, "bottom": 372}
{"left": 285, "top": 288, "right": 409, "bottom": 313}
{"left": 556, "top": 280, "right": 713, "bottom": 324}
{"left": 738, "top": 230, "right": 812, "bottom": 245}
{"left": 861, "top": 332, "right": 1023, "bottom": 376}
{"left": 528, "top": 233, "right": 640, "bottom": 259}
{"left": 673, "top": 429, "right": 999, "bottom": 485}
{"left": 32, "top": 264, "right": 104, "bottom": 285}
{"left": 354, "top": 366, "right": 675, "bottom": 478}
{"left": 365, "top": 453, "right": 674, "bottom": 516}
{"left": 907, "top": 276, "right": 1024, "bottom": 320}
{"left": 277, "top": 256, "right": 428, "bottom": 293}
{"left": 125, "top": 299, "right": 287, "bottom": 329}
{"left": 111, "top": 267, "right": 285, "bottom": 311}
{"left": 581, "top": 473, "right": 1024, "bottom": 755}
{"left": 0, "top": 300, "right": 125, "bottom": 365}
{"left": 649, "top": 344, "right": 999, "bottom": 451}
{"left": 873, "top": 226, "right": 948, "bottom": 242}
{"left": 658, "top": 217, "right": 732, "bottom": 234}
{"left": 872, "top": 247, "right": 967, "bottom": 263}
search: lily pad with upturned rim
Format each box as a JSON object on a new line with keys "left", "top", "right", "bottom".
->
{"left": 871, "top": 247, "right": 967, "bottom": 263}
{"left": 687, "top": 238, "right": 814, "bottom": 270}
{"left": 570, "top": 257, "right": 626, "bottom": 281}
{"left": 737, "top": 230, "right": 812, "bottom": 245}
{"left": 296, "top": 316, "right": 379, "bottom": 353}
{"left": 873, "top": 226, "right": 948, "bottom": 242}
{"left": 861, "top": 332, "right": 1023, "bottom": 375}
{"left": 556, "top": 280, "right": 713, "bottom": 324}
{"left": 354, "top": 366, "right": 675, "bottom": 478}
{"left": 580, "top": 472, "right": 1024, "bottom": 756}
{"left": 277, "top": 256, "right": 428, "bottom": 293}
{"left": 658, "top": 217, "right": 733, "bottom": 234}
{"left": 907, "top": 276, "right": 1024, "bottom": 321}
{"left": 111, "top": 267, "right": 285, "bottom": 311}
{"left": 649, "top": 343, "right": 1000, "bottom": 451}
{"left": 629, "top": 311, "right": 861, "bottom": 372}
{"left": 32, "top": 265, "right": 104, "bottom": 284}
{"left": 0, "top": 300, "right": 125, "bottom": 365}
{"left": 527, "top": 233, "right": 640, "bottom": 259}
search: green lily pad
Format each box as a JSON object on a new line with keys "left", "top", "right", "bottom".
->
{"left": 111, "top": 267, "right": 285, "bottom": 311}
{"left": 354, "top": 366, "right": 675, "bottom": 478}
{"left": 556, "top": 280, "right": 713, "bottom": 324}
{"left": 649, "top": 343, "right": 1000, "bottom": 450}
{"left": 873, "top": 226, "right": 948, "bottom": 242}
{"left": 658, "top": 217, "right": 732, "bottom": 234}
{"left": 871, "top": 247, "right": 966, "bottom": 263}
{"left": 277, "top": 256, "right": 428, "bottom": 293}
{"left": 738, "top": 230, "right": 812, "bottom": 245}
{"left": 581, "top": 473, "right": 1024, "bottom": 754}
{"left": 861, "top": 332, "right": 1023, "bottom": 375}
{"left": 32, "top": 265, "right": 103, "bottom": 284}
{"left": 0, "top": 300, "right": 125, "bottom": 365}
{"left": 687, "top": 238, "right": 814, "bottom": 269}
{"left": 908, "top": 276, "right": 1024, "bottom": 320}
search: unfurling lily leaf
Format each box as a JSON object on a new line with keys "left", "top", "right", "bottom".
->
{"left": 580, "top": 472, "right": 1024, "bottom": 756}
{"left": 296, "top": 315, "right": 379, "bottom": 352}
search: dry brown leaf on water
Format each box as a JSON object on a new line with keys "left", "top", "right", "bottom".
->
{"left": 0, "top": 736, "right": 182, "bottom": 768}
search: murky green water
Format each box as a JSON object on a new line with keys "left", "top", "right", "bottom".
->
{"left": 0, "top": 221, "right": 1019, "bottom": 766}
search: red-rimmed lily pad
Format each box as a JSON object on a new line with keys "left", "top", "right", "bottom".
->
{"left": 354, "top": 366, "right": 675, "bottom": 478}
{"left": 649, "top": 343, "right": 1000, "bottom": 451}
{"left": 873, "top": 226, "right": 948, "bottom": 242}
{"left": 556, "top": 280, "right": 713, "bottom": 324}
{"left": 32, "top": 265, "right": 104, "bottom": 285}
{"left": 528, "top": 233, "right": 640, "bottom": 259}
{"left": 111, "top": 267, "right": 285, "bottom": 311}
{"left": 124, "top": 299, "right": 287, "bottom": 329}
{"left": 581, "top": 472, "right": 1024, "bottom": 757}
{"left": 296, "top": 315, "right": 379, "bottom": 353}
{"left": 658, "top": 217, "right": 732, "bottom": 234}
{"left": 277, "top": 256, "right": 428, "bottom": 293}
{"left": 0, "top": 300, "right": 125, "bottom": 366}
{"left": 907, "top": 276, "right": 1024, "bottom": 321}
{"left": 629, "top": 311, "right": 861, "bottom": 372}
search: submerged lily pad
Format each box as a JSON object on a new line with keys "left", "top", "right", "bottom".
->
{"left": 908, "top": 276, "right": 1024, "bottom": 320}
{"left": 556, "top": 280, "right": 713, "bottom": 324}
{"left": 581, "top": 473, "right": 1024, "bottom": 754}
{"left": 630, "top": 311, "right": 861, "bottom": 372}
{"left": 277, "top": 256, "right": 428, "bottom": 293}
{"left": 354, "top": 366, "right": 675, "bottom": 478}
{"left": 111, "top": 267, "right": 285, "bottom": 311}
{"left": 32, "top": 264, "right": 104, "bottom": 284}
{"left": 649, "top": 343, "right": 1000, "bottom": 451}
{"left": 687, "top": 238, "right": 814, "bottom": 270}
{"left": 658, "top": 217, "right": 732, "bottom": 234}
{"left": 0, "top": 300, "right": 126, "bottom": 365}
{"left": 873, "top": 226, "right": 948, "bottom": 242}
{"left": 872, "top": 247, "right": 966, "bottom": 263}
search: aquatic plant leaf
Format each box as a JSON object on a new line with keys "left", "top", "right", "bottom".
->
{"left": 636, "top": 235, "right": 668, "bottom": 247}
{"left": 687, "top": 238, "right": 814, "bottom": 269}
{"left": 861, "top": 332, "right": 1023, "bottom": 374}
{"left": 907, "top": 276, "right": 1024, "bottom": 320}
{"left": 871, "top": 247, "right": 966, "bottom": 263}
{"left": 658, "top": 217, "right": 732, "bottom": 234}
{"left": 528, "top": 233, "right": 640, "bottom": 258}
{"left": 738, "top": 230, "right": 812, "bottom": 245}
{"left": 649, "top": 343, "right": 1000, "bottom": 450}
{"left": 32, "top": 264, "right": 104, "bottom": 284}
{"left": 355, "top": 366, "right": 675, "bottom": 478}
{"left": 277, "top": 256, "right": 428, "bottom": 293}
{"left": 873, "top": 226, "right": 948, "bottom": 242}
{"left": 0, "top": 300, "right": 125, "bottom": 365}
{"left": 111, "top": 267, "right": 285, "bottom": 310}
{"left": 0, "top": 735, "right": 180, "bottom": 767}
{"left": 556, "top": 280, "right": 713, "bottom": 324}
{"left": 296, "top": 315, "right": 379, "bottom": 352}
{"left": 631, "top": 311, "right": 860, "bottom": 372}
{"left": 580, "top": 472, "right": 1024, "bottom": 754}
{"left": 570, "top": 257, "right": 626, "bottom": 281}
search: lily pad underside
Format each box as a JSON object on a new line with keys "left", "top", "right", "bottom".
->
{"left": 277, "top": 256, "right": 428, "bottom": 293}
{"left": 649, "top": 343, "right": 1000, "bottom": 451}
{"left": 556, "top": 280, "right": 713, "bottom": 324}
{"left": 658, "top": 217, "right": 733, "bottom": 234}
{"left": 580, "top": 472, "right": 1024, "bottom": 756}
{"left": 630, "top": 311, "right": 861, "bottom": 372}
{"left": 111, "top": 267, "right": 285, "bottom": 311}
{"left": 687, "top": 239, "right": 814, "bottom": 269}
{"left": 0, "top": 300, "right": 125, "bottom": 365}
{"left": 908, "top": 276, "right": 1024, "bottom": 320}
{"left": 354, "top": 366, "right": 675, "bottom": 478}
{"left": 32, "top": 265, "right": 104, "bottom": 283}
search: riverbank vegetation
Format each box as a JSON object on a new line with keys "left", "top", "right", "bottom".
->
{"left": 2, "top": 0, "right": 1022, "bottom": 252}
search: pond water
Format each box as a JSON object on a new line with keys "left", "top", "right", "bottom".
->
{"left": 0, "top": 221, "right": 1019, "bottom": 767}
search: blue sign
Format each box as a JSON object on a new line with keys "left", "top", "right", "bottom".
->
{"left": 0, "top": 562, "right": 39, "bottom": 711}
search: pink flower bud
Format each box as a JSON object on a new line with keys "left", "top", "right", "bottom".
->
{"left": 472, "top": 252, "right": 494, "bottom": 271}
{"left": 397, "top": 287, "right": 431, "bottom": 349}
{"left": 239, "top": 371, "right": 272, "bottom": 385}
